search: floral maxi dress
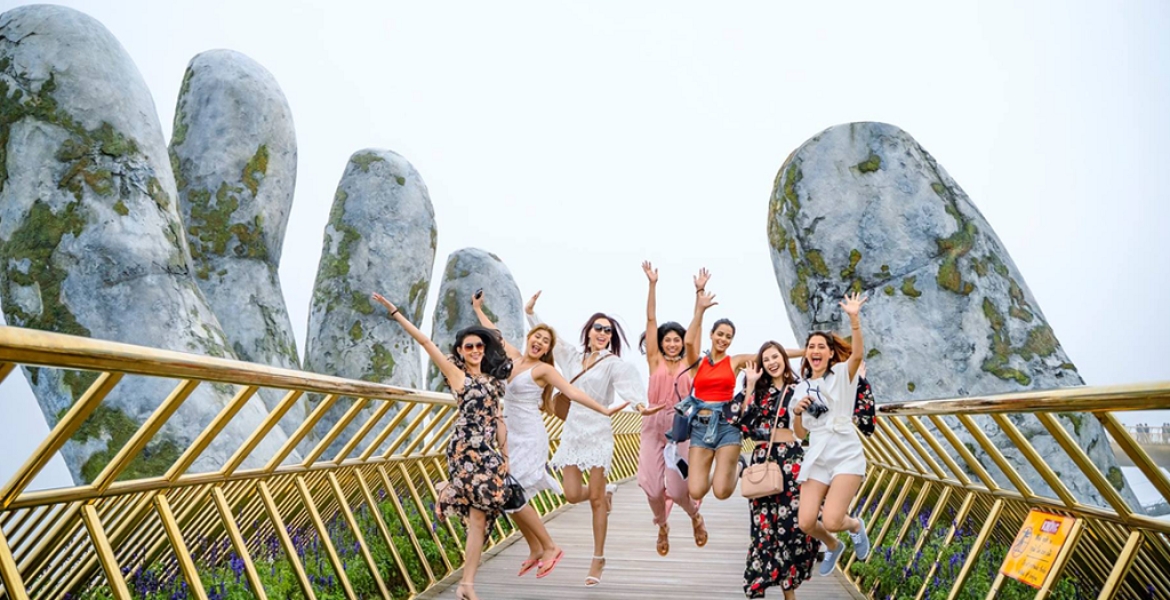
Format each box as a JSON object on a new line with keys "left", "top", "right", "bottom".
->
{"left": 736, "top": 385, "right": 817, "bottom": 599}
{"left": 440, "top": 373, "right": 510, "bottom": 533}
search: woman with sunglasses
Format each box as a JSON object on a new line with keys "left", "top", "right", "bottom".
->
{"left": 372, "top": 292, "right": 510, "bottom": 600}
{"left": 471, "top": 291, "right": 627, "bottom": 579}
{"left": 792, "top": 292, "right": 872, "bottom": 578}
{"left": 526, "top": 291, "right": 663, "bottom": 587}
{"left": 637, "top": 261, "right": 706, "bottom": 556}
{"left": 682, "top": 270, "right": 802, "bottom": 504}
{"left": 738, "top": 343, "right": 817, "bottom": 599}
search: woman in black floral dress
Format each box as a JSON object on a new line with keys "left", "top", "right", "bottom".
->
{"left": 734, "top": 341, "right": 817, "bottom": 599}
{"left": 374, "top": 293, "right": 511, "bottom": 600}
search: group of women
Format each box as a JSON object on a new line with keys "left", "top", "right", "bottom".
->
{"left": 370, "top": 262, "right": 876, "bottom": 600}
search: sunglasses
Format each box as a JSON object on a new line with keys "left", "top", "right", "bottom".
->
{"left": 461, "top": 341, "right": 485, "bottom": 351}
{"left": 592, "top": 323, "right": 613, "bottom": 334}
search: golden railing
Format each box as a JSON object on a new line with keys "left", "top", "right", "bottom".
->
{"left": 846, "top": 383, "right": 1170, "bottom": 600}
{"left": 0, "top": 326, "right": 643, "bottom": 599}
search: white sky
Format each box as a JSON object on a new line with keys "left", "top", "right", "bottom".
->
{"left": 2, "top": 0, "right": 1168, "bottom": 490}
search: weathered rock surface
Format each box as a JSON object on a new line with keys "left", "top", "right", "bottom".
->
{"left": 170, "top": 49, "right": 303, "bottom": 422}
{"left": 426, "top": 248, "right": 525, "bottom": 391}
{"left": 0, "top": 5, "right": 290, "bottom": 484}
{"left": 768, "top": 122, "right": 1138, "bottom": 509}
{"left": 304, "top": 150, "right": 437, "bottom": 452}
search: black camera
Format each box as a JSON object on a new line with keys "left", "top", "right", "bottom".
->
{"left": 806, "top": 399, "right": 829, "bottom": 419}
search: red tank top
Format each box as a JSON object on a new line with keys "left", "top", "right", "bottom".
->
{"left": 693, "top": 355, "right": 735, "bottom": 402}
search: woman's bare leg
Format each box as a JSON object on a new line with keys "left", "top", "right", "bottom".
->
{"left": 561, "top": 465, "right": 589, "bottom": 504}
{"left": 461, "top": 508, "right": 487, "bottom": 597}
{"left": 797, "top": 480, "right": 838, "bottom": 550}
{"left": 711, "top": 444, "right": 741, "bottom": 499}
{"left": 687, "top": 446, "right": 715, "bottom": 500}
{"left": 587, "top": 466, "right": 609, "bottom": 584}
{"left": 509, "top": 506, "right": 547, "bottom": 562}
{"left": 820, "top": 475, "right": 863, "bottom": 534}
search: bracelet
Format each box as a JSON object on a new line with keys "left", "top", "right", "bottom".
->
{"left": 696, "top": 288, "right": 705, "bottom": 294}
{"left": 389, "top": 309, "right": 399, "bottom": 318}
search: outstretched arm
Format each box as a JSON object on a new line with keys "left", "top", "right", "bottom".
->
{"left": 841, "top": 292, "right": 868, "bottom": 381}
{"left": 525, "top": 291, "right": 580, "bottom": 369}
{"left": 533, "top": 364, "right": 628, "bottom": 416}
{"left": 643, "top": 261, "right": 661, "bottom": 366}
{"left": 372, "top": 293, "right": 466, "bottom": 393}
{"left": 684, "top": 268, "right": 715, "bottom": 369}
{"left": 472, "top": 292, "right": 521, "bottom": 360}
{"left": 785, "top": 347, "right": 805, "bottom": 359}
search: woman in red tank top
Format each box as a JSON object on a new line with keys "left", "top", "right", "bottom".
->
{"left": 684, "top": 269, "right": 802, "bottom": 504}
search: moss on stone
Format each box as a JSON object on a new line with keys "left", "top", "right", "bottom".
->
{"left": 73, "top": 405, "right": 181, "bottom": 483}
{"left": 901, "top": 277, "right": 921, "bottom": 298}
{"left": 806, "top": 250, "right": 829, "bottom": 277}
{"left": 351, "top": 290, "right": 374, "bottom": 315}
{"left": 856, "top": 152, "right": 881, "bottom": 173}
{"left": 396, "top": 176, "right": 406, "bottom": 186}
{"left": 1009, "top": 305, "right": 1034, "bottom": 322}
{"left": 349, "top": 320, "right": 363, "bottom": 341}
{"left": 867, "top": 348, "right": 881, "bottom": 359}
{"left": 1106, "top": 466, "right": 1125, "bottom": 491}
{"left": 840, "top": 249, "right": 862, "bottom": 279}
{"left": 1059, "top": 412, "right": 1085, "bottom": 437}
{"left": 365, "top": 343, "right": 396, "bottom": 382}
{"left": 790, "top": 264, "right": 810, "bottom": 313}
{"left": 316, "top": 189, "right": 361, "bottom": 283}
{"left": 972, "top": 258, "right": 988, "bottom": 277}
{"left": 983, "top": 298, "right": 1005, "bottom": 331}
{"left": 351, "top": 152, "right": 385, "bottom": 173}
{"left": 481, "top": 303, "right": 499, "bottom": 324}
{"left": 1021, "top": 324, "right": 1058, "bottom": 359}
{"left": 907, "top": 382, "right": 916, "bottom": 392}
{"left": 931, "top": 182, "right": 946, "bottom": 196}
{"left": 883, "top": 285, "right": 895, "bottom": 296}
{"left": 185, "top": 182, "right": 268, "bottom": 262}
{"left": 113, "top": 200, "right": 129, "bottom": 216}
{"left": 1059, "top": 362, "right": 1078, "bottom": 371}
{"left": 170, "top": 66, "right": 194, "bottom": 150}
{"left": 430, "top": 225, "right": 438, "bottom": 253}
{"left": 241, "top": 145, "right": 269, "bottom": 196}
{"left": 0, "top": 200, "right": 91, "bottom": 338}
{"left": 936, "top": 221, "right": 977, "bottom": 294}
{"left": 408, "top": 278, "right": 429, "bottom": 322}
{"left": 787, "top": 238, "right": 798, "bottom": 261}
{"left": 782, "top": 164, "right": 803, "bottom": 214}
{"left": 443, "top": 288, "right": 460, "bottom": 331}
{"left": 768, "top": 218, "right": 788, "bottom": 252}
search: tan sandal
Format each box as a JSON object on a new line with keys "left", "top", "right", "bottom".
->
{"left": 656, "top": 523, "right": 670, "bottom": 556}
{"left": 692, "top": 513, "right": 708, "bottom": 547}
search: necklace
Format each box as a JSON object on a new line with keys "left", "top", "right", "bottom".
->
{"left": 664, "top": 355, "right": 684, "bottom": 362}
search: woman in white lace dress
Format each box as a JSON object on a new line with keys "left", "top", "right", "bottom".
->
{"left": 472, "top": 292, "right": 626, "bottom": 580}
{"left": 526, "top": 291, "right": 663, "bottom": 587}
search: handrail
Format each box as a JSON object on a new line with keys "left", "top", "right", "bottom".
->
{"left": 878, "top": 381, "right": 1170, "bottom": 416}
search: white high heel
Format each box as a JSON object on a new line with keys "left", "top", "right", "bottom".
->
{"left": 585, "top": 556, "right": 605, "bottom": 587}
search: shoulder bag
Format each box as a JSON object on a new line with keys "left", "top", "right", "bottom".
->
{"left": 546, "top": 354, "right": 613, "bottom": 421}
{"left": 740, "top": 385, "right": 790, "bottom": 499}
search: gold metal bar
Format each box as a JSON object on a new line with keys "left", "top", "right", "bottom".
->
{"left": 929, "top": 415, "right": 998, "bottom": 490}
{"left": 358, "top": 402, "right": 417, "bottom": 461}
{"left": 381, "top": 404, "right": 435, "bottom": 459}
{"left": 354, "top": 468, "right": 417, "bottom": 596}
{"left": 909, "top": 416, "right": 972, "bottom": 487}
{"left": 326, "top": 472, "right": 391, "bottom": 598}
{"left": 1037, "top": 518, "right": 1085, "bottom": 598}
{"left": 0, "top": 372, "right": 123, "bottom": 509}
{"left": 846, "top": 475, "right": 912, "bottom": 574}
{"left": 80, "top": 504, "right": 131, "bottom": 600}
{"left": 944, "top": 499, "right": 1004, "bottom": 600}
{"left": 957, "top": 414, "right": 1034, "bottom": 497}
{"left": 211, "top": 486, "right": 268, "bottom": 600}
{"left": 92, "top": 379, "right": 201, "bottom": 492}
{"left": 0, "top": 525, "right": 29, "bottom": 600}
{"left": 853, "top": 470, "right": 889, "bottom": 520}
{"left": 257, "top": 481, "right": 317, "bottom": 600}
{"left": 166, "top": 385, "right": 259, "bottom": 481}
{"left": 0, "top": 361, "right": 15, "bottom": 386}
{"left": 294, "top": 476, "right": 357, "bottom": 599}
{"left": 877, "top": 418, "right": 927, "bottom": 474}
{"left": 153, "top": 494, "right": 210, "bottom": 600}
{"left": 419, "top": 407, "right": 457, "bottom": 454}
{"left": 890, "top": 416, "right": 948, "bottom": 479}
{"left": 222, "top": 389, "right": 305, "bottom": 477}
{"left": 418, "top": 457, "right": 466, "bottom": 556}
{"left": 911, "top": 491, "right": 977, "bottom": 599}
{"left": 263, "top": 393, "right": 339, "bottom": 472}
{"left": 893, "top": 482, "right": 932, "bottom": 547}
{"left": 1037, "top": 412, "right": 1133, "bottom": 516}
{"left": 400, "top": 404, "right": 451, "bottom": 457}
{"left": 1099, "top": 413, "right": 1170, "bottom": 506}
{"left": 375, "top": 464, "right": 439, "bottom": 581}
{"left": 991, "top": 413, "right": 1078, "bottom": 507}
{"left": 332, "top": 400, "right": 394, "bottom": 464}
{"left": 302, "top": 397, "right": 369, "bottom": 467}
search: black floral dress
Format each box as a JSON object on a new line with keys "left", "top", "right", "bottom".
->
{"left": 441, "top": 373, "right": 510, "bottom": 534}
{"left": 736, "top": 385, "right": 817, "bottom": 599}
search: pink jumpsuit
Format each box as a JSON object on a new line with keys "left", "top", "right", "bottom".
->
{"left": 637, "top": 361, "right": 700, "bottom": 525}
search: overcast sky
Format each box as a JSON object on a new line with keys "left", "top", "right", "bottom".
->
{"left": 2, "top": 0, "right": 1168, "bottom": 490}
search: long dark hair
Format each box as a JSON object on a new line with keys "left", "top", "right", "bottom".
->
{"left": 451, "top": 326, "right": 513, "bottom": 381}
{"left": 799, "top": 330, "right": 848, "bottom": 379}
{"left": 581, "top": 312, "right": 627, "bottom": 357}
{"left": 753, "top": 340, "right": 797, "bottom": 399}
{"left": 711, "top": 318, "right": 736, "bottom": 335}
{"left": 639, "top": 321, "right": 686, "bottom": 357}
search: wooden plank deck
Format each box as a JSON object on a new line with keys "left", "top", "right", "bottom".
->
{"left": 420, "top": 479, "right": 863, "bottom": 599}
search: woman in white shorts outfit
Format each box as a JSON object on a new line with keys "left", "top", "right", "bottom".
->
{"left": 526, "top": 292, "right": 662, "bottom": 587}
{"left": 791, "top": 292, "right": 872, "bottom": 577}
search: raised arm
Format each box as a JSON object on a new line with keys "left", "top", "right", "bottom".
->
{"left": 685, "top": 271, "right": 716, "bottom": 369}
{"left": 472, "top": 291, "right": 521, "bottom": 360}
{"left": 642, "top": 261, "right": 661, "bottom": 367}
{"left": 372, "top": 293, "right": 466, "bottom": 393}
{"left": 840, "top": 292, "right": 868, "bottom": 381}
{"left": 525, "top": 291, "right": 580, "bottom": 369}
{"left": 533, "top": 364, "right": 628, "bottom": 416}
{"left": 785, "top": 346, "right": 805, "bottom": 359}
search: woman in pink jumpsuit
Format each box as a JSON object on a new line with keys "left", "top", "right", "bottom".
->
{"left": 637, "top": 261, "right": 706, "bottom": 556}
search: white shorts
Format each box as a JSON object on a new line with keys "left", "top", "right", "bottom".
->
{"left": 796, "top": 439, "right": 866, "bottom": 485}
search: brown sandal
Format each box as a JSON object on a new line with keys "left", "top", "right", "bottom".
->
{"left": 692, "top": 513, "right": 708, "bottom": 547}
{"left": 656, "top": 524, "right": 670, "bottom": 556}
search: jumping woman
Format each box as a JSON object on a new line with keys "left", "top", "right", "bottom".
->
{"left": 470, "top": 291, "right": 627, "bottom": 579}
{"left": 792, "top": 292, "right": 872, "bottom": 577}
{"left": 372, "top": 292, "right": 509, "bottom": 600}
{"left": 637, "top": 261, "right": 706, "bottom": 556}
{"left": 526, "top": 291, "right": 663, "bottom": 587}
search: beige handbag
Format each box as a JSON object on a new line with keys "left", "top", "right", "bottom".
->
{"left": 546, "top": 355, "right": 612, "bottom": 421}
{"left": 740, "top": 386, "right": 789, "bottom": 499}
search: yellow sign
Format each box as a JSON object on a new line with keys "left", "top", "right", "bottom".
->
{"left": 1000, "top": 510, "right": 1077, "bottom": 589}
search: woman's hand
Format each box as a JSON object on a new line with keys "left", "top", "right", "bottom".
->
{"left": 471, "top": 290, "right": 485, "bottom": 310}
{"left": 606, "top": 402, "right": 632, "bottom": 416}
{"left": 525, "top": 291, "right": 541, "bottom": 315}
{"left": 693, "top": 267, "right": 711, "bottom": 291}
{"left": 636, "top": 404, "right": 666, "bottom": 416}
{"left": 744, "top": 360, "right": 762, "bottom": 386}
{"left": 840, "top": 291, "right": 868, "bottom": 317}
{"left": 697, "top": 290, "right": 718, "bottom": 311}
{"left": 371, "top": 293, "right": 398, "bottom": 315}
{"left": 642, "top": 260, "right": 658, "bottom": 284}
{"left": 792, "top": 395, "right": 813, "bottom": 416}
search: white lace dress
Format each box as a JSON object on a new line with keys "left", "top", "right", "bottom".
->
{"left": 529, "top": 313, "right": 648, "bottom": 475}
{"left": 503, "top": 368, "right": 560, "bottom": 499}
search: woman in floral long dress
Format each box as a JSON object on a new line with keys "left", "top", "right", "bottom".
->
{"left": 373, "top": 292, "right": 510, "bottom": 600}
{"left": 736, "top": 341, "right": 817, "bottom": 599}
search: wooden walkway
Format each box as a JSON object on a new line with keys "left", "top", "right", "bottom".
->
{"left": 421, "top": 480, "right": 862, "bottom": 599}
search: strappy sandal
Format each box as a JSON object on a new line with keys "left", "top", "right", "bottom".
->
{"left": 536, "top": 548, "right": 564, "bottom": 578}
{"left": 656, "top": 523, "right": 670, "bottom": 556}
{"left": 692, "top": 512, "right": 708, "bottom": 547}
{"left": 517, "top": 558, "right": 540, "bottom": 577}
{"left": 456, "top": 582, "right": 475, "bottom": 600}
{"left": 605, "top": 483, "right": 616, "bottom": 515}
{"left": 585, "top": 556, "right": 605, "bottom": 587}
{"left": 433, "top": 482, "right": 449, "bottom": 522}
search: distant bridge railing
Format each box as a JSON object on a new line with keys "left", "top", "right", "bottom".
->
{"left": 0, "top": 326, "right": 642, "bottom": 599}
{"left": 848, "top": 382, "right": 1170, "bottom": 600}
{"left": 1124, "top": 425, "right": 1170, "bottom": 446}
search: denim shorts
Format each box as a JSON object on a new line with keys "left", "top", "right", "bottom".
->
{"left": 689, "top": 414, "right": 742, "bottom": 450}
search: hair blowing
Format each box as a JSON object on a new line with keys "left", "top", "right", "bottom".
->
{"left": 581, "top": 313, "right": 627, "bottom": 357}
{"left": 799, "top": 330, "right": 849, "bottom": 379}
{"left": 527, "top": 324, "right": 558, "bottom": 408}
{"left": 451, "top": 326, "right": 513, "bottom": 382}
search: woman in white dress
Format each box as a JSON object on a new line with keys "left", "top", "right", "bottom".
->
{"left": 526, "top": 291, "right": 663, "bottom": 587}
{"left": 471, "top": 292, "right": 626, "bottom": 580}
